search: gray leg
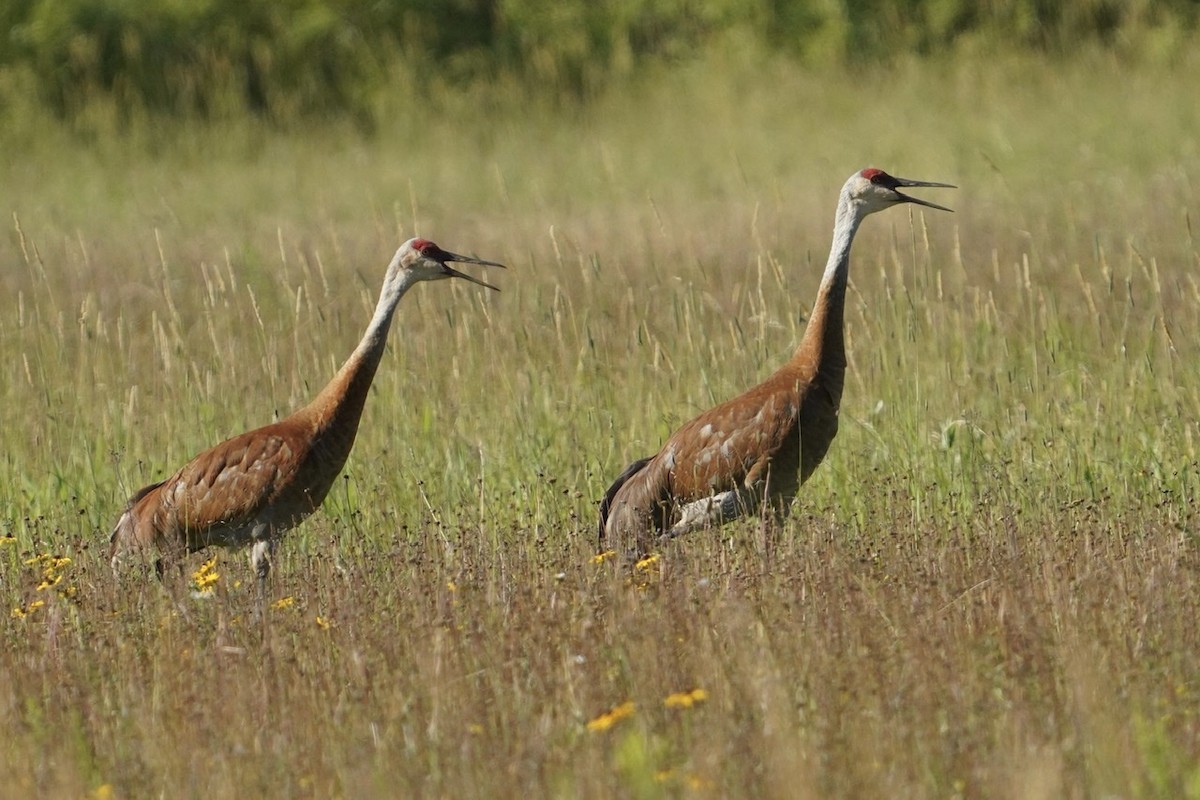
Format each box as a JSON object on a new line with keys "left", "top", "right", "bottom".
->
{"left": 248, "top": 524, "right": 274, "bottom": 597}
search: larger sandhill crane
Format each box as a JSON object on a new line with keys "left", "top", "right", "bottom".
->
{"left": 599, "top": 168, "right": 954, "bottom": 555}
{"left": 110, "top": 238, "right": 504, "bottom": 589}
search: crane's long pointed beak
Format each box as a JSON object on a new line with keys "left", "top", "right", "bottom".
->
{"left": 435, "top": 248, "right": 507, "bottom": 291}
{"left": 893, "top": 177, "right": 956, "bottom": 213}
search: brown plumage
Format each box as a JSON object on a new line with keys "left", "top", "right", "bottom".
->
{"left": 110, "top": 238, "right": 504, "bottom": 586}
{"left": 600, "top": 168, "right": 954, "bottom": 554}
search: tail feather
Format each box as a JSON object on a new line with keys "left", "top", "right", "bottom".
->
{"left": 109, "top": 480, "right": 165, "bottom": 561}
{"left": 597, "top": 457, "right": 651, "bottom": 548}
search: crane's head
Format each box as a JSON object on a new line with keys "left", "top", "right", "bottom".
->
{"left": 848, "top": 168, "right": 955, "bottom": 215}
{"left": 397, "top": 238, "right": 506, "bottom": 290}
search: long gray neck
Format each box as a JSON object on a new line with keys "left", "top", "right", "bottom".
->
{"left": 794, "top": 191, "right": 864, "bottom": 377}
{"left": 306, "top": 262, "right": 419, "bottom": 431}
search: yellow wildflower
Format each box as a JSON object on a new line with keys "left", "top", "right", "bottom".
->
{"left": 634, "top": 553, "right": 660, "bottom": 572}
{"left": 590, "top": 550, "right": 616, "bottom": 565}
{"left": 271, "top": 596, "right": 296, "bottom": 610}
{"left": 191, "top": 557, "right": 219, "bottom": 592}
{"left": 12, "top": 599, "right": 46, "bottom": 619}
{"left": 91, "top": 783, "right": 114, "bottom": 800}
{"left": 315, "top": 615, "right": 331, "bottom": 629}
{"left": 586, "top": 700, "right": 636, "bottom": 732}
{"left": 664, "top": 688, "right": 709, "bottom": 709}
{"left": 446, "top": 581, "right": 457, "bottom": 592}
{"left": 0, "top": 535, "right": 16, "bottom": 545}
{"left": 24, "top": 552, "right": 67, "bottom": 571}
{"left": 36, "top": 574, "right": 63, "bottom": 591}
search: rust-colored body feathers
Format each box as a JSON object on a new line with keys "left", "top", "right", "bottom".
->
{"left": 109, "top": 360, "right": 370, "bottom": 567}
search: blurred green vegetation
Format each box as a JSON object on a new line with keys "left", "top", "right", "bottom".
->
{"left": 1, "top": 0, "right": 1197, "bottom": 127}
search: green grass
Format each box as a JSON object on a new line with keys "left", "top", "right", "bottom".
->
{"left": 2, "top": 50, "right": 1200, "bottom": 798}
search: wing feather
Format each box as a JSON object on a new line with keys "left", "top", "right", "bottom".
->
{"left": 152, "top": 423, "right": 308, "bottom": 542}
{"left": 597, "top": 456, "right": 651, "bottom": 547}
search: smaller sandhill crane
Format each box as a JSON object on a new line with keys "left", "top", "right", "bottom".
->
{"left": 110, "top": 238, "right": 504, "bottom": 589}
{"left": 599, "top": 168, "right": 954, "bottom": 555}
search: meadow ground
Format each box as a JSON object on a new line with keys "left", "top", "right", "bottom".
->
{"left": 2, "top": 51, "right": 1199, "bottom": 798}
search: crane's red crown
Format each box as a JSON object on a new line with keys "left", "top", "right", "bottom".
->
{"left": 861, "top": 168, "right": 904, "bottom": 190}
{"left": 412, "top": 238, "right": 436, "bottom": 253}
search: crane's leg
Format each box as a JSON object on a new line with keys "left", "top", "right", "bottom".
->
{"left": 248, "top": 525, "right": 275, "bottom": 600}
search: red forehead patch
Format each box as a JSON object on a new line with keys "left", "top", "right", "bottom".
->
{"left": 412, "top": 238, "right": 434, "bottom": 252}
{"left": 860, "top": 168, "right": 885, "bottom": 182}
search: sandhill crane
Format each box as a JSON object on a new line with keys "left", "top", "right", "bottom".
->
{"left": 599, "top": 168, "right": 954, "bottom": 555}
{"left": 110, "top": 238, "right": 504, "bottom": 590}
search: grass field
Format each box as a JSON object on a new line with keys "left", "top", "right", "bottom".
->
{"left": 2, "top": 50, "right": 1200, "bottom": 798}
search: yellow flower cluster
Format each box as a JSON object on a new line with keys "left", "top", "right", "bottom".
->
{"left": 590, "top": 550, "right": 616, "bottom": 565}
{"left": 580, "top": 688, "right": 706, "bottom": 733}
{"left": 624, "top": 552, "right": 663, "bottom": 590}
{"left": 663, "top": 688, "right": 708, "bottom": 709}
{"left": 10, "top": 599, "right": 46, "bottom": 619}
{"left": 634, "top": 554, "right": 660, "bottom": 572}
{"left": 11, "top": 552, "right": 77, "bottom": 617}
{"left": 191, "top": 557, "right": 219, "bottom": 595}
{"left": 271, "top": 595, "right": 296, "bottom": 610}
{"left": 586, "top": 700, "right": 636, "bottom": 732}
{"left": 26, "top": 553, "right": 72, "bottom": 590}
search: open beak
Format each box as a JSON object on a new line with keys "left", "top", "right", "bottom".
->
{"left": 893, "top": 177, "right": 956, "bottom": 213}
{"left": 431, "top": 246, "right": 506, "bottom": 291}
